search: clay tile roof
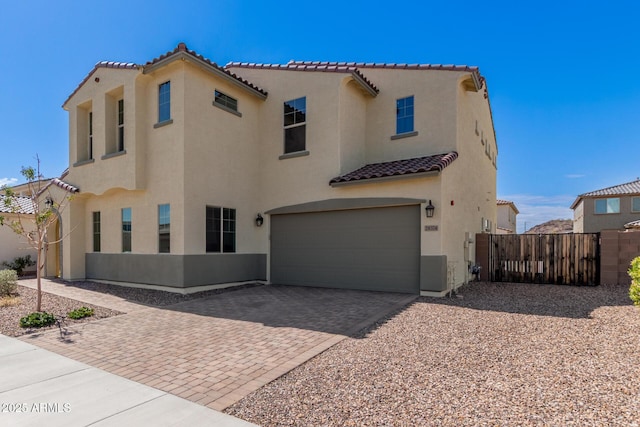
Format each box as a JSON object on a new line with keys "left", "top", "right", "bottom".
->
{"left": 579, "top": 179, "right": 640, "bottom": 197}
{"left": 329, "top": 152, "right": 458, "bottom": 186}
{"left": 50, "top": 178, "right": 79, "bottom": 194}
{"left": 0, "top": 195, "right": 35, "bottom": 215}
{"left": 225, "top": 61, "right": 379, "bottom": 95}
{"left": 145, "top": 43, "right": 267, "bottom": 97}
{"left": 497, "top": 199, "right": 519, "bottom": 214}
{"left": 625, "top": 219, "right": 640, "bottom": 229}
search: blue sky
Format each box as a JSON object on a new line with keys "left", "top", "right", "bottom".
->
{"left": 1, "top": 0, "right": 637, "bottom": 232}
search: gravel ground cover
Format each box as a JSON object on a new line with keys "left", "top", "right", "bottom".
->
{"left": 0, "top": 285, "right": 122, "bottom": 337}
{"left": 226, "top": 282, "right": 640, "bottom": 426}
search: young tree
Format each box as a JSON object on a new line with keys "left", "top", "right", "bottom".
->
{"left": 0, "top": 158, "right": 75, "bottom": 312}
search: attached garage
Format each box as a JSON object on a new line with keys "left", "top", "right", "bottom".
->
{"left": 268, "top": 199, "right": 422, "bottom": 294}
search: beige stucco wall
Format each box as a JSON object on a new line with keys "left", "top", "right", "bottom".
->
{"left": 497, "top": 204, "right": 517, "bottom": 233}
{"left": 573, "top": 200, "right": 584, "bottom": 232}
{"left": 0, "top": 213, "right": 38, "bottom": 270}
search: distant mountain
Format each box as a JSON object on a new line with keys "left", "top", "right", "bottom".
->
{"left": 525, "top": 219, "right": 573, "bottom": 234}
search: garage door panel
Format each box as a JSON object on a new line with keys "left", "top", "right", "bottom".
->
{"left": 270, "top": 206, "right": 419, "bottom": 293}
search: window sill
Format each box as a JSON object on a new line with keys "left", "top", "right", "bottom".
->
{"left": 101, "top": 150, "right": 126, "bottom": 160}
{"left": 154, "top": 119, "right": 173, "bottom": 129}
{"left": 279, "top": 150, "right": 310, "bottom": 160}
{"left": 391, "top": 131, "right": 418, "bottom": 140}
{"left": 213, "top": 102, "right": 242, "bottom": 117}
{"left": 73, "top": 158, "right": 95, "bottom": 167}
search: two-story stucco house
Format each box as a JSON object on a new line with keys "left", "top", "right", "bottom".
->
{"left": 571, "top": 179, "right": 640, "bottom": 233}
{"left": 496, "top": 199, "right": 518, "bottom": 234}
{"left": 59, "top": 43, "right": 498, "bottom": 295}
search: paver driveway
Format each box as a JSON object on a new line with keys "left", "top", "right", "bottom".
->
{"left": 18, "top": 282, "right": 415, "bottom": 410}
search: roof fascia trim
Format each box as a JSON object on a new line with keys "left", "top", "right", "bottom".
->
{"left": 143, "top": 52, "right": 267, "bottom": 100}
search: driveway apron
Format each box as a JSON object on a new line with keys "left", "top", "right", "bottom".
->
{"left": 18, "top": 282, "right": 415, "bottom": 411}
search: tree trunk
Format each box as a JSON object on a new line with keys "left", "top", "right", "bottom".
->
{"left": 36, "top": 246, "right": 43, "bottom": 312}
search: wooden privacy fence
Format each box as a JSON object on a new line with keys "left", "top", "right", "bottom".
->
{"left": 487, "top": 233, "right": 600, "bottom": 285}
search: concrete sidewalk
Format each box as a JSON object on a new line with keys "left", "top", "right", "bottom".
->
{"left": 0, "top": 335, "right": 257, "bottom": 427}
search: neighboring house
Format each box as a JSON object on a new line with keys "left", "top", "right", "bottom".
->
{"left": 1, "top": 174, "right": 78, "bottom": 277}
{"left": 496, "top": 199, "right": 518, "bottom": 234}
{"left": 59, "top": 43, "right": 498, "bottom": 295}
{"left": 0, "top": 195, "right": 37, "bottom": 273}
{"left": 571, "top": 179, "right": 640, "bottom": 233}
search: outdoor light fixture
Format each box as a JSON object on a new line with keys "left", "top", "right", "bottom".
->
{"left": 45, "top": 197, "right": 54, "bottom": 208}
{"left": 425, "top": 200, "right": 435, "bottom": 218}
{"left": 255, "top": 213, "right": 264, "bottom": 227}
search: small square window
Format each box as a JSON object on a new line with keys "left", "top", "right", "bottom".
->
{"left": 632, "top": 197, "right": 640, "bottom": 213}
{"left": 214, "top": 90, "right": 238, "bottom": 112}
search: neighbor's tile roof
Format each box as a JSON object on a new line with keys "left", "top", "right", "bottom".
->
{"left": 0, "top": 196, "right": 35, "bottom": 215}
{"left": 329, "top": 152, "right": 458, "bottom": 185}
{"left": 625, "top": 219, "right": 640, "bottom": 229}
{"left": 226, "top": 61, "right": 379, "bottom": 95}
{"left": 579, "top": 179, "right": 640, "bottom": 197}
{"left": 497, "top": 199, "right": 519, "bottom": 214}
{"left": 570, "top": 179, "right": 640, "bottom": 209}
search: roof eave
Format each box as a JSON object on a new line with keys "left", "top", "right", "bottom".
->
{"left": 350, "top": 72, "right": 378, "bottom": 97}
{"left": 143, "top": 52, "right": 267, "bottom": 100}
{"left": 330, "top": 170, "right": 440, "bottom": 187}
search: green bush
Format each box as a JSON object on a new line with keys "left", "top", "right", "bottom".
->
{"left": 19, "top": 311, "right": 56, "bottom": 328}
{"left": 629, "top": 256, "right": 640, "bottom": 306}
{"left": 0, "top": 269, "right": 18, "bottom": 296}
{"left": 2, "top": 255, "right": 35, "bottom": 276}
{"left": 67, "top": 306, "right": 94, "bottom": 319}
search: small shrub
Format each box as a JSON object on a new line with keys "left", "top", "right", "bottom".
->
{"left": 0, "top": 296, "right": 20, "bottom": 307}
{"left": 629, "top": 256, "right": 640, "bottom": 306}
{"left": 67, "top": 306, "right": 94, "bottom": 319}
{"left": 0, "top": 269, "right": 18, "bottom": 296}
{"left": 19, "top": 311, "right": 56, "bottom": 328}
{"left": 2, "top": 255, "right": 35, "bottom": 276}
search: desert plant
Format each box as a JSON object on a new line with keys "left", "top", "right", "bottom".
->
{"left": 2, "top": 255, "right": 35, "bottom": 276}
{"left": 67, "top": 306, "right": 94, "bottom": 319}
{"left": 0, "top": 269, "right": 18, "bottom": 296}
{"left": 19, "top": 311, "right": 56, "bottom": 328}
{"left": 629, "top": 256, "right": 640, "bottom": 306}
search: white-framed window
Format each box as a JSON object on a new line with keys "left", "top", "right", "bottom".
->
{"left": 283, "top": 97, "right": 306, "bottom": 154}
{"left": 595, "top": 198, "right": 620, "bottom": 214}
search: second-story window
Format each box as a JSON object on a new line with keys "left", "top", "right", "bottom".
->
{"left": 595, "top": 198, "right": 620, "bottom": 214}
{"left": 158, "top": 81, "right": 171, "bottom": 123}
{"left": 117, "top": 99, "right": 124, "bottom": 152}
{"left": 214, "top": 90, "right": 238, "bottom": 112}
{"left": 88, "top": 111, "right": 93, "bottom": 160}
{"left": 284, "top": 97, "right": 306, "bottom": 154}
{"left": 396, "top": 96, "right": 414, "bottom": 134}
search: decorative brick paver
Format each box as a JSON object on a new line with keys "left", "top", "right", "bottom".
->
{"left": 18, "top": 280, "right": 415, "bottom": 410}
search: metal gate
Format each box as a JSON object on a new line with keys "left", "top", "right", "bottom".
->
{"left": 488, "top": 233, "right": 600, "bottom": 285}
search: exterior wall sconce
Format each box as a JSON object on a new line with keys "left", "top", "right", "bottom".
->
{"left": 255, "top": 213, "right": 264, "bottom": 227}
{"left": 45, "top": 197, "right": 54, "bottom": 208}
{"left": 425, "top": 200, "right": 435, "bottom": 218}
